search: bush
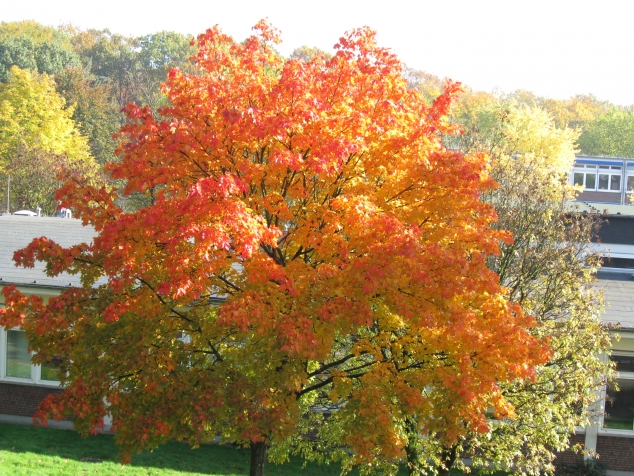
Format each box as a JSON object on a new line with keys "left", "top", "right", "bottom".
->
{"left": 555, "top": 457, "right": 607, "bottom": 476}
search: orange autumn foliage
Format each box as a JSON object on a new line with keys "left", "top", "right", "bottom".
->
{"left": 1, "top": 21, "right": 549, "bottom": 468}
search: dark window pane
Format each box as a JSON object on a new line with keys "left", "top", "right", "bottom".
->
{"left": 6, "top": 330, "right": 30, "bottom": 379}
{"left": 599, "top": 174, "right": 609, "bottom": 190}
{"left": 611, "top": 355, "right": 634, "bottom": 372}
{"left": 574, "top": 173, "right": 585, "bottom": 186}
{"left": 603, "top": 257, "right": 634, "bottom": 269}
{"left": 40, "top": 356, "right": 62, "bottom": 381}
{"left": 627, "top": 175, "right": 634, "bottom": 192}
{"left": 586, "top": 173, "right": 596, "bottom": 189}
{"left": 611, "top": 175, "right": 622, "bottom": 191}
{"left": 605, "top": 379, "right": 634, "bottom": 430}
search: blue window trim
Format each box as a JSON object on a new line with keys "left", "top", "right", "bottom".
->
{"left": 575, "top": 159, "right": 624, "bottom": 166}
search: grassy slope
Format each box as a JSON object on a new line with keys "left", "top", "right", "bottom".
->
{"left": 0, "top": 423, "right": 504, "bottom": 475}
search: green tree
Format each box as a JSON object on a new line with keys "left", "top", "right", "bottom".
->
{"left": 0, "top": 21, "right": 80, "bottom": 83}
{"left": 54, "top": 66, "right": 120, "bottom": 166}
{"left": 65, "top": 28, "right": 194, "bottom": 111}
{"left": 64, "top": 27, "right": 140, "bottom": 109}
{"left": 578, "top": 109, "right": 634, "bottom": 158}
{"left": 135, "top": 31, "right": 195, "bottom": 110}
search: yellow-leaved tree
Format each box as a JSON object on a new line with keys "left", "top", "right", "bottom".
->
{"left": 298, "top": 88, "right": 612, "bottom": 475}
{"left": 0, "top": 66, "right": 99, "bottom": 213}
{"left": 419, "top": 97, "right": 612, "bottom": 475}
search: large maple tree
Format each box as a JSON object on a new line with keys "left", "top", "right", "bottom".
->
{"left": 1, "top": 22, "right": 548, "bottom": 475}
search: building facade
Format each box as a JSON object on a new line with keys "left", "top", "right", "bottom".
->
{"left": 0, "top": 215, "right": 94, "bottom": 420}
{"left": 569, "top": 156, "right": 634, "bottom": 474}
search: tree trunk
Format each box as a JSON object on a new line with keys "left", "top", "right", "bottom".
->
{"left": 405, "top": 442, "right": 420, "bottom": 475}
{"left": 249, "top": 440, "right": 267, "bottom": 476}
{"left": 404, "top": 417, "right": 421, "bottom": 475}
{"left": 436, "top": 445, "right": 458, "bottom": 476}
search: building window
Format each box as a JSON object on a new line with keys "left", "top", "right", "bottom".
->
{"left": 40, "top": 356, "right": 63, "bottom": 382}
{"left": 605, "top": 379, "right": 634, "bottom": 430}
{"left": 597, "top": 165, "right": 622, "bottom": 191}
{"left": 604, "top": 354, "right": 634, "bottom": 431}
{"left": 601, "top": 257, "right": 634, "bottom": 269}
{"left": 0, "top": 327, "right": 61, "bottom": 386}
{"left": 574, "top": 164, "right": 597, "bottom": 190}
{"left": 612, "top": 354, "right": 634, "bottom": 372}
{"left": 627, "top": 173, "right": 634, "bottom": 194}
{"left": 6, "top": 329, "right": 31, "bottom": 379}
{"left": 573, "top": 164, "right": 623, "bottom": 192}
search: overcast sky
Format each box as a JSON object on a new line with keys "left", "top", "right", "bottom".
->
{"left": 3, "top": 0, "right": 634, "bottom": 105}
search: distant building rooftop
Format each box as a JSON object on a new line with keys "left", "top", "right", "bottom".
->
{"left": 0, "top": 215, "right": 95, "bottom": 289}
{"left": 569, "top": 201, "right": 634, "bottom": 218}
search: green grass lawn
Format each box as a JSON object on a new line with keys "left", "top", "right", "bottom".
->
{"left": 0, "top": 422, "right": 504, "bottom": 475}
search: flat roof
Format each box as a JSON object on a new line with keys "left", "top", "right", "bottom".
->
{"left": 567, "top": 201, "right": 634, "bottom": 218}
{"left": 0, "top": 215, "right": 95, "bottom": 288}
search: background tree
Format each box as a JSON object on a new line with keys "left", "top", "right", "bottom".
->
{"left": 53, "top": 65, "right": 120, "bottom": 167}
{"left": 505, "top": 89, "right": 615, "bottom": 130}
{"left": 402, "top": 67, "right": 445, "bottom": 106}
{"left": 63, "top": 27, "right": 140, "bottom": 110}
{"left": 0, "top": 22, "right": 120, "bottom": 168}
{"left": 578, "top": 109, "right": 634, "bottom": 158}
{"left": 427, "top": 99, "right": 612, "bottom": 475}
{"left": 64, "top": 27, "right": 194, "bottom": 112}
{"left": 1, "top": 22, "right": 547, "bottom": 476}
{"left": 289, "top": 45, "right": 332, "bottom": 62}
{"left": 0, "top": 66, "right": 99, "bottom": 212}
{"left": 0, "top": 20, "right": 73, "bottom": 48}
{"left": 0, "top": 21, "right": 80, "bottom": 82}
{"left": 135, "top": 31, "right": 195, "bottom": 110}
{"left": 5, "top": 143, "right": 95, "bottom": 214}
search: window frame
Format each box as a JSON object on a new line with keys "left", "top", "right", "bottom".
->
{"left": 600, "top": 352, "right": 634, "bottom": 436}
{"left": 573, "top": 164, "right": 599, "bottom": 190}
{"left": 597, "top": 165, "right": 623, "bottom": 192}
{"left": 0, "top": 326, "right": 62, "bottom": 388}
{"left": 626, "top": 172, "right": 634, "bottom": 194}
{"left": 572, "top": 162, "right": 624, "bottom": 193}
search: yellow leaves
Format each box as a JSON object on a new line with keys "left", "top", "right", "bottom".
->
{"left": 328, "top": 371, "right": 353, "bottom": 403}
{"left": 503, "top": 105, "right": 578, "bottom": 174}
{"left": 374, "top": 304, "right": 404, "bottom": 333}
{"left": 0, "top": 66, "right": 94, "bottom": 169}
